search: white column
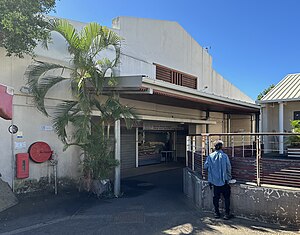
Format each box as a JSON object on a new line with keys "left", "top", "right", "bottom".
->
{"left": 114, "top": 119, "right": 121, "bottom": 197}
{"left": 279, "top": 102, "right": 284, "bottom": 154}
{"left": 135, "top": 127, "right": 139, "bottom": 168}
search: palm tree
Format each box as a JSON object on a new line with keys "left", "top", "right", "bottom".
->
{"left": 25, "top": 19, "right": 136, "bottom": 190}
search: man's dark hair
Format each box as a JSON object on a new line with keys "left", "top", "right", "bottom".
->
{"left": 215, "top": 141, "right": 223, "bottom": 151}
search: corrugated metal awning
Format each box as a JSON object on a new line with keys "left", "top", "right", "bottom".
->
{"left": 260, "top": 73, "right": 300, "bottom": 103}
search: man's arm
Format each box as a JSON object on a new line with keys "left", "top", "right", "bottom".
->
{"left": 226, "top": 156, "right": 232, "bottom": 180}
{"left": 204, "top": 156, "right": 210, "bottom": 170}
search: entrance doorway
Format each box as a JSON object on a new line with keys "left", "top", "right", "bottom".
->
{"left": 137, "top": 122, "right": 188, "bottom": 166}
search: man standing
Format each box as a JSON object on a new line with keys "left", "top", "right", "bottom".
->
{"left": 204, "top": 140, "right": 232, "bottom": 220}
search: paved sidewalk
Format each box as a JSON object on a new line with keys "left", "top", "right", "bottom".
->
{"left": 0, "top": 168, "right": 299, "bottom": 235}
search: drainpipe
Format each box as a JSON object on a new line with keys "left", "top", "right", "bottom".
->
{"left": 114, "top": 119, "right": 121, "bottom": 197}
{"left": 278, "top": 102, "right": 284, "bottom": 154}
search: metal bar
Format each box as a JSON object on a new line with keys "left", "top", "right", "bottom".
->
{"left": 242, "top": 135, "right": 245, "bottom": 158}
{"left": 206, "top": 135, "right": 210, "bottom": 156}
{"left": 10, "top": 104, "right": 15, "bottom": 192}
{"left": 190, "top": 136, "right": 193, "bottom": 168}
{"left": 187, "top": 132, "right": 299, "bottom": 137}
{"left": 201, "top": 136, "right": 205, "bottom": 178}
{"left": 173, "top": 131, "right": 176, "bottom": 161}
{"left": 251, "top": 135, "right": 254, "bottom": 157}
{"left": 231, "top": 136, "right": 234, "bottom": 158}
{"left": 192, "top": 136, "right": 195, "bottom": 171}
{"left": 256, "top": 136, "right": 261, "bottom": 187}
{"left": 185, "top": 136, "right": 189, "bottom": 167}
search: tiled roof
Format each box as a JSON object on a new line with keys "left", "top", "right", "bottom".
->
{"left": 260, "top": 73, "right": 300, "bottom": 103}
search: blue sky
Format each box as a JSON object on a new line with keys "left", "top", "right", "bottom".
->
{"left": 53, "top": 0, "right": 300, "bottom": 100}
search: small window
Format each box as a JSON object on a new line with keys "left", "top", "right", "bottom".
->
{"left": 294, "top": 111, "right": 300, "bottom": 120}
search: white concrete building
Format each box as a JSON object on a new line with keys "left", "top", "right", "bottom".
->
{"left": 0, "top": 16, "right": 259, "bottom": 190}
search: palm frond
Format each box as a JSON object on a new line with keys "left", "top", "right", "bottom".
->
{"left": 101, "top": 26, "right": 122, "bottom": 48}
{"left": 25, "top": 61, "right": 70, "bottom": 115}
{"left": 119, "top": 105, "right": 137, "bottom": 129}
{"left": 102, "top": 95, "right": 137, "bottom": 128}
{"left": 79, "top": 22, "right": 102, "bottom": 52}
{"left": 70, "top": 114, "right": 91, "bottom": 144}
{"left": 25, "top": 60, "right": 67, "bottom": 81}
{"left": 50, "top": 19, "right": 80, "bottom": 54}
{"left": 52, "top": 101, "right": 79, "bottom": 143}
{"left": 96, "top": 58, "right": 113, "bottom": 76}
{"left": 90, "top": 26, "right": 121, "bottom": 60}
{"left": 103, "top": 27, "right": 122, "bottom": 67}
{"left": 91, "top": 98, "right": 105, "bottom": 116}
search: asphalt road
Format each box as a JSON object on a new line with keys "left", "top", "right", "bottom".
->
{"left": 0, "top": 168, "right": 299, "bottom": 235}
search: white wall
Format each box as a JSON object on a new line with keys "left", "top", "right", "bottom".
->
{"left": 0, "top": 48, "right": 80, "bottom": 187}
{"left": 112, "top": 16, "right": 254, "bottom": 104}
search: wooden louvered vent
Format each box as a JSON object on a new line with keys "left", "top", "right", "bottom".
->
{"left": 155, "top": 64, "right": 197, "bottom": 89}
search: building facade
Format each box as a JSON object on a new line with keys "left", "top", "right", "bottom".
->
{"left": 0, "top": 17, "right": 259, "bottom": 189}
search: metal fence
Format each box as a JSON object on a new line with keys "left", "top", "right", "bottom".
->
{"left": 186, "top": 133, "right": 300, "bottom": 188}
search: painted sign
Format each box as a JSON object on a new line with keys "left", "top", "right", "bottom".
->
{"left": 41, "top": 125, "right": 53, "bottom": 131}
{"left": 15, "top": 142, "right": 26, "bottom": 150}
{"left": 143, "top": 121, "right": 184, "bottom": 131}
{"left": 16, "top": 131, "right": 23, "bottom": 139}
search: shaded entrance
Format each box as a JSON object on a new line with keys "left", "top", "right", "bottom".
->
{"left": 137, "top": 122, "right": 188, "bottom": 166}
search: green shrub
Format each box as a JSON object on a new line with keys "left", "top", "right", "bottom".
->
{"left": 287, "top": 120, "right": 300, "bottom": 147}
{"left": 82, "top": 132, "right": 119, "bottom": 180}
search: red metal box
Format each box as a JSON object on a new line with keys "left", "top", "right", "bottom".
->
{"left": 16, "top": 153, "right": 29, "bottom": 179}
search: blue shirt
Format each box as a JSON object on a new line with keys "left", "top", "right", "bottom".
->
{"left": 204, "top": 150, "right": 232, "bottom": 186}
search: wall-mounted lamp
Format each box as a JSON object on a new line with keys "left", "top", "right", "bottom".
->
{"left": 20, "top": 86, "right": 31, "bottom": 94}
